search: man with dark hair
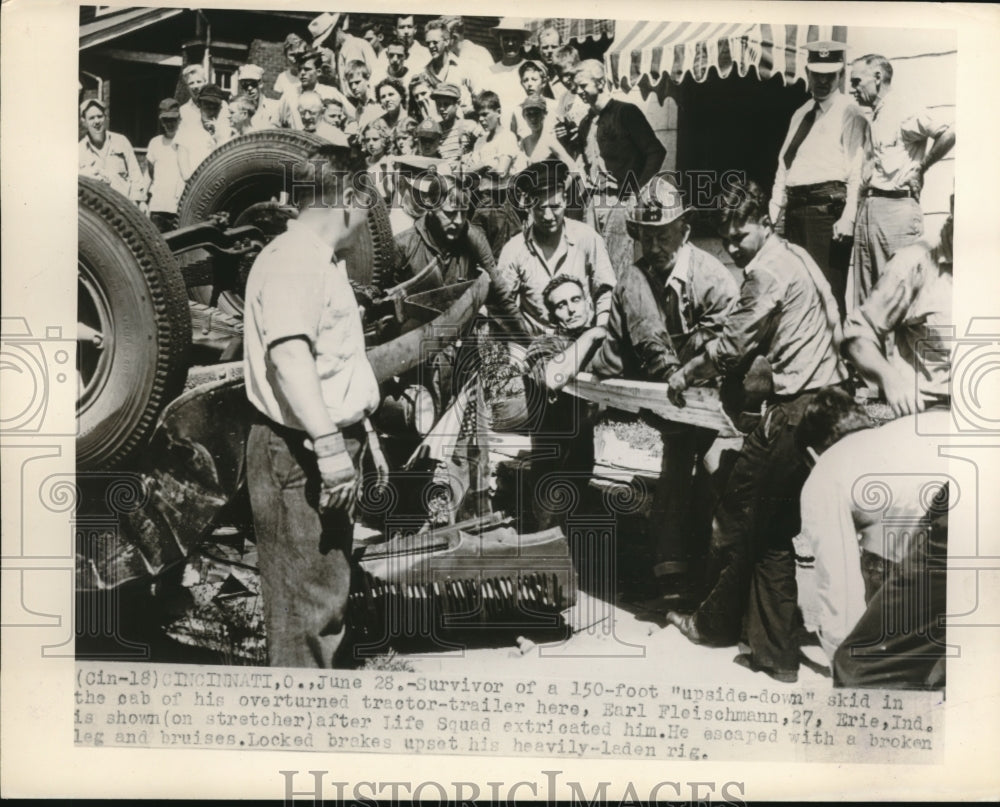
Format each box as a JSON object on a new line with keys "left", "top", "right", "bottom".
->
{"left": 490, "top": 158, "right": 616, "bottom": 339}
{"left": 849, "top": 52, "right": 955, "bottom": 307}
{"left": 279, "top": 50, "right": 352, "bottom": 131}
{"left": 243, "top": 145, "right": 384, "bottom": 668}
{"left": 664, "top": 179, "right": 846, "bottom": 683}
{"left": 522, "top": 274, "right": 606, "bottom": 529}
{"left": 573, "top": 59, "right": 667, "bottom": 276}
{"left": 794, "top": 389, "right": 950, "bottom": 688}
{"left": 384, "top": 36, "right": 411, "bottom": 82}
{"left": 395, "top": 14, "right": 431, "bottom": 76}
{"left": 145, "top": 98, "right": 183, "bottom": 231}
{"left": 842, "top": 202, "right": 953, "bottom": 416}
{"left": 770, "top": 41, "right": 868, "bottom": 320}
{"left": 393, "top": 177, "right": 495, "bottom": 288}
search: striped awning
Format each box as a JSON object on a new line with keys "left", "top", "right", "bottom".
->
{"left": 525, "top": 17, "right": 614, "bottom": 45}
{"left": 606, "top": 20, "right": 848, "bottom": 94}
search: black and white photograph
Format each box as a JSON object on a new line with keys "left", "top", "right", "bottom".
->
{"left": 2, "top": 0, "right": 999, "bottom": 800}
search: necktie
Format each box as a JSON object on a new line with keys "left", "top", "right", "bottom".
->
{"left": 783, "top": 102, "right": 820, "bottom": 170}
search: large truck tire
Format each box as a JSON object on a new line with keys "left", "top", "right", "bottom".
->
{"left": 176, "top": 130, "right": 395, "bottom": 286}
{"left": 77, "top": 177, "right": 191, "bottom": 470}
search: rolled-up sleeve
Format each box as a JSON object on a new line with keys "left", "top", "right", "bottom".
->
{"left": 705, "top": 268, "right": 780, "bottom": 373}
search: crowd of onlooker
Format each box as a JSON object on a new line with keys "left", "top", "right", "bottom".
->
{"left": 80, "top": 12, "right": 956, "bottom": 687}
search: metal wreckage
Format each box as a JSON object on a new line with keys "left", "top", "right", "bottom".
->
{"left": 75, "top": 131, "right": 736, "bottom": 664}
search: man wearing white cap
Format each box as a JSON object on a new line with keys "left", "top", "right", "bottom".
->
{"left": 78, "top": 98, "right": 147, "bottom": 208}
{"left": 769, "top": 41, "right": 868, "bottom": 320}
{"left": 236, "top": 64, "right": 279, "bottom": 131}
{"left": 309, "top": 12, "right": 377, "bottom": 93}
{"left": 485, "top": 17, "right": 529, "bottom": 113}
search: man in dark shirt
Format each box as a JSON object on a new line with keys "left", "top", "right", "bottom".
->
{"left": 586, "top": 180, "right": 738, "bottom": 603}
{"left": 393, "top": 177, "right": 495, "bottom": 289}
{"left": 572, "top": 59, "right": 666, "bottom": 277}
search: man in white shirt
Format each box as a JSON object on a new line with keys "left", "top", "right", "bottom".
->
{"left": 236, "top": 64, "right": 279, "bottom": 131}
{"left": 849, "top": 52, "right": 955, "bottom": 307}
{"left": 145, "top": 98, "right": 184, "bottom": 231}
{"left": 273, "top": 33, "right": 306, "bottom": 98}
{"left": 176, "top": 84, "right": 233, "bottom": 181}
{"left": 78, "top": 98, "right": 146, "bottom": 208}
{"left": 395, "top": 14, "right": 431, "bottom": 76}
{"left": 279, "top": 50, "right": 352, "bottom": 131}
{"left": 244, "top": 143, "right": 383, "bottom": 668}
{"left": 769, "top": 41, "right": 868, "bottom": 320}
{"left": 794, "top": 389, "right": 950, "bottom": 687}
{"left": 178, "top": 64, "right": 208, "bottom": 129}
{"left": 443, "top": 16, "right": 495, "bottom": 68}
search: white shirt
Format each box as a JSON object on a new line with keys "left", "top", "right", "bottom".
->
{"left": 867, "top": 91, "right": 950, "bottom": 192}
{"left": 404, "top": 41, "right": 432, "bottom": 76}
{"left": 795, "top": 410, "right": 952, "bottom": 663}
{"left": 175, "top": 118, "right": 233, "bottom": 180}
{"left": 769, "top": 92, "right": 868, "bottom": 225}
{"left": 78, "top": 131, "right": 146, "bottom": 203}
{"left": 273, "top": 69, "right": 300, "bottom": 99}
{"left": 244, "top": 219, "right": 380, "bottom": 429}
{"left": 145, "top": 134, "right": 184, "bottom": 213}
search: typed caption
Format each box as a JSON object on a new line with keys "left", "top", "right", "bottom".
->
{"left": 75, "top": 662, "right": 941, "bottom": 763}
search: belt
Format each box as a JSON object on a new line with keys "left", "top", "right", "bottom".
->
{"left": 866, "top": 187, "right": 914, "bottom": 199}
{"left": 786, "top": 180, "right": 847, "bottom": 203}
{"left": 253, "top": 411, "right": 366, "bottom": 442}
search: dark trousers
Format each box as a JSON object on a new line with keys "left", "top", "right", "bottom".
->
{"left": 247, "top": 418, "right": 366, "bottom": 668}
{"left": 649, "top": 425, "right": 717, "bottom": 577}
{"left": 694, "top": 391, "right": 818, "bottom": 673}
{"left": 529, "top": 393, "right": 597, "bottom": 530}
{"left": 785, "top": 185, "right": 853, "bottom": 320}
{"left": 833, "top": 486, "right": 948, "bottom": 689}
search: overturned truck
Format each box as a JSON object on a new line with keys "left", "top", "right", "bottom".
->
{"left": 76, "top": 131, "right": 577, "bottom": 661}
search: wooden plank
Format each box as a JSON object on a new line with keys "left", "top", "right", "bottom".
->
{"left": 564, "top": 373, "right": 739, "bottom": 438}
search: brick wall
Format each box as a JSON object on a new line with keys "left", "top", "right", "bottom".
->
{"left": 248, "top": 39, "right": 288, "bottom": 100}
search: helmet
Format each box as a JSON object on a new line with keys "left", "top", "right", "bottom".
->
{"left": 625, "top": 178, "right": 690, "bottom": 238}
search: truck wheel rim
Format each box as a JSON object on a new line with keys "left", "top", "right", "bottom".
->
{"left": 77, "top": 260, "right": 114, "bottom": 412}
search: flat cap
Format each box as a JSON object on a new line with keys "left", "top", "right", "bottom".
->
{"left": 415, "top": 118, "right": 443, "bottom": 138}
{"left": 518, "top": 59, "right": 549, "bottom": 80}
{"left": 157, "top": 98, "right": 181, "bottom": 118}
{"left": 197, "top": 83, "right": 228, "bottom": 105}
{"left": 430, "top": 82, "right": 462, "bottom": 101}
{"left": 237, "top": 64, "right": 264, "bottom": 82}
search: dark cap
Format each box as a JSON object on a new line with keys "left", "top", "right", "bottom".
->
{"left": 520, "top": 93, "right": 547, "bottom": 112}
{"left": 514, "top": 158, "right": 569, "bottom": 199}
{"left": 415, "top": 118, "right": 443, "bottom": 138}
{"left": 197, "top": 84, "right": 228, "bottom": 105}
{"left": 294, "top": 49, "right": 324, "bottom": 68}
{"left": 804, "top": 40, "right": 846, "bottom": 73}
{"left": 430, "top": 82, "right": 462, "bottom": 101}
{"left": 158, "top": 98, "right": 181, "bottom": 119}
